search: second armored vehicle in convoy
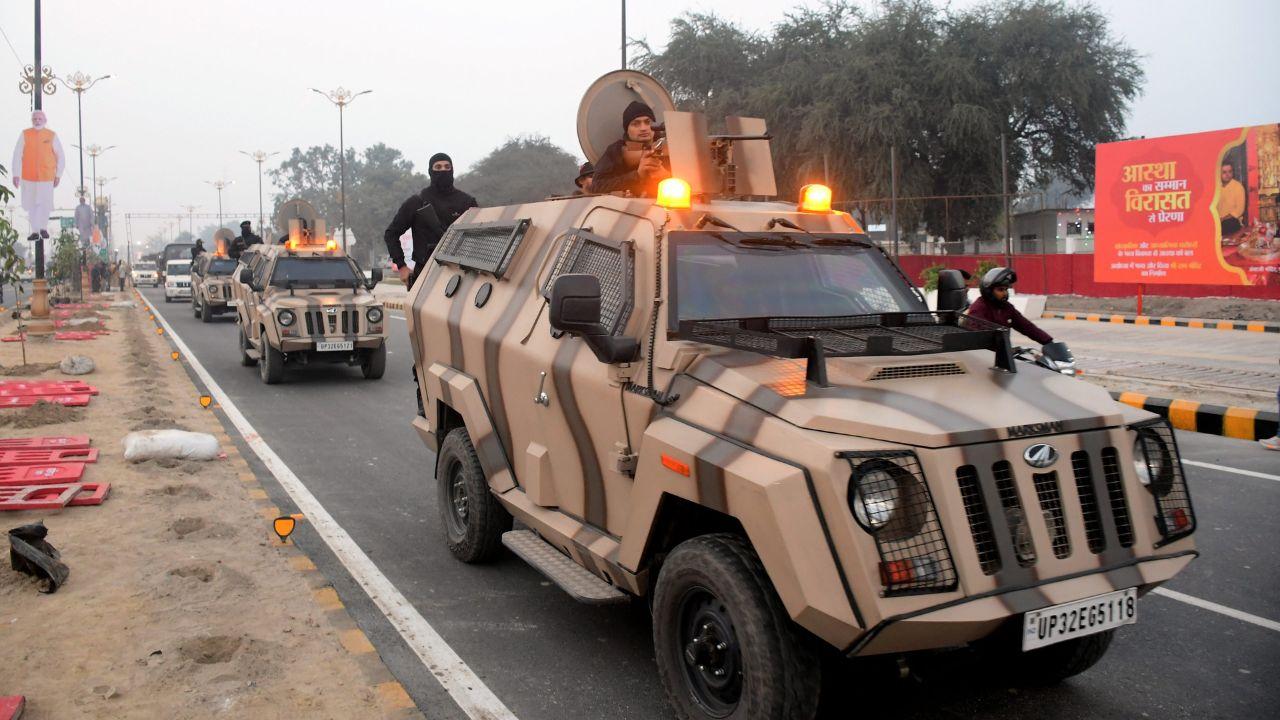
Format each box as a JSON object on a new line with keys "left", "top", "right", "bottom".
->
{"left": 190, "top": 249, "right": 238, "bottom": 322}
{"left": 405, "top": 72, "right": 1199, "bottom": 719}
{"left": 230, "top": 199, "right": 386, "bottom": 384}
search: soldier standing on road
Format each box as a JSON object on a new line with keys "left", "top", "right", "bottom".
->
{"left": 591, "top": 101, "right": 670, "bottom": 197}
{"left": 231, "top": 220, "right": 261, "bottom": 259}
{"left": 382, "top": 152, "right": 478, "bottom": 288}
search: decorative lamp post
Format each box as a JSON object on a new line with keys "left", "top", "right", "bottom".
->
{"left": 239, "top": 150, "right": 279, "bottom": 235}
{"left": 310, "top": 87, "right": 371, "bottom": 252}
{"left": 54, "top": 71, "right": 110, "bottom": 197}
{"left": 204, "top": 180, "right": 234, "bottom": 228}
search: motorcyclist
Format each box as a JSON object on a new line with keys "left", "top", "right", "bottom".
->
{"left": 965, "top": 267, "right": 1054, "bottom": 345}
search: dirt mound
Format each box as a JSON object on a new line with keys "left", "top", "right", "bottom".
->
{"left": 0, "top": 400, "right": 84, "bottom": 428}
{"left": 147, "top": 484, "right": 213, "bottom": 500}
{"left": 168, "top": 564, "right": 215, "bottom": 582}
{"left": 0, "top": 361, "right": 61, "bottom": 376}
{"left": 178, "top": 635, "right": 242, "bottom": 665}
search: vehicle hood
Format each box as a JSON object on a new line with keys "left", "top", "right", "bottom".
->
{"left": 682, "top": 350, "right": 1124, "bottom": 448}
{"left": 266, "top": 291, "right": 378, "bottom": 308}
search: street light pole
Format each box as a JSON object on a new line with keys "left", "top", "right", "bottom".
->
{"left": 55, "top": 72, "right": 110, "bottom": 197}
{"left": 180, "top": 204, "right": 198, "bottom": 239}
{"left": 76, "top": 144, "right": 117, "bottom": 210}
{"left": 239, "top": 150, "right": 279, "bottom": 235}
{"left": 204, "top": 180, "right": 234, "bottom": 229}
{"left": 95, "top": 176, "right": 116, "bottom": 256}
{"left": 311, "top": 87, "right": 371, "bottom": 252}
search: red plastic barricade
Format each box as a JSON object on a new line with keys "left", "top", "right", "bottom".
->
{"left": 69, "top": 482, "right": 110, "bottom": 506}
{"left": 54, "top": 331, "right": 108, "bottom": 341}
{"left": 0, "top": 448, "right": 98, "bottom": 465}
{"left": 0, "top": 484, "right": 79, "bottom": 511}
{"left": 0, "top": 435, "right": 91, "bottom": 450}
{"left": 0, "top": 382, "right": 98, "bottom": 397}
{"left": 0, "top": 394, "right": 92, "bottom": 408}
{"left": 0, "top": 463, "right": 87, "bottom": 486}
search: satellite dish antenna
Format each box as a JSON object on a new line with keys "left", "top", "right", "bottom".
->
{"left": 577, "top": 70, "right": 676, "bottom": 163}
{"left": 274, "top": 198, "right": 319, "bottom": 234}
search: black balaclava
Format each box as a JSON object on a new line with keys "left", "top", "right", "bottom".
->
{"left": 240, "top": 221, "right": 252, "bottom": 236}
{"left": 428, "top": 152, "right": 454, "bottom": 192}
{"left": 622, "top": 101, "right": 655, "bottom": 138}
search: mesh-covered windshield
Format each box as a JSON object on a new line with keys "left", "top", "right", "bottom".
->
{"left": 269, "top": 257, "right": 361, "bottom": 287}
{"left": 672, "top": 232, "right": 923, "bottom": 323}
{"left": 207, "top": 259, "right": 237, "bottom": 275}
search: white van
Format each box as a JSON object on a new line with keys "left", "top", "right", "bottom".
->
{"left": 132, "top": 261, "right": 158, "bottom": 287}
{"left": 164, "top": 260, "right": 192, "bottom": 302}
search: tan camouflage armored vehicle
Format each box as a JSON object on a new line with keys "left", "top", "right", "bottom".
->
{"left": 406, "top": 72, "right": 1198, "bottom": 719}
{"left": 232, "top": 199, "right": 387, "bottom": 384}
{"left": 191, "top": 230, "right": 238, "bottom": 322}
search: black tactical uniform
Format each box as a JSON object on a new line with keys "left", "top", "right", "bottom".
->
{"left": 591, "top": 101, "right": 669, "bottom": 197}
{"left": 231, "top": 221, "right": 262, "bottom": 260}
{"left": 383, "top": 152, "right": 478, "bottom": 286}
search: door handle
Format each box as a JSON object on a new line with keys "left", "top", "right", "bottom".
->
{"left": 534, "top": 371, "right": 550, "bottom": 406}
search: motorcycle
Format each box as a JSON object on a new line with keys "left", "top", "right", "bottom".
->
{"left": 1013, "top": 340, "right": 1077, "bottom": 376}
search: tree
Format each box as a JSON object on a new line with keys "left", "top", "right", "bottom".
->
{"left": 634, "top": 0, "right": 1142, "bottom": 243}
{"left": 457, "top": 135, "right": 579, "bottom": 206}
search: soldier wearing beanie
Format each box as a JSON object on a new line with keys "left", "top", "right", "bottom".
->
{"left": 591, "top": 100, "right": 670, "bottom": 197}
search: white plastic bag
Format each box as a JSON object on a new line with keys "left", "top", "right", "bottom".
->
{"left": 122, "top": 430, "right": 220, "bottom": 462}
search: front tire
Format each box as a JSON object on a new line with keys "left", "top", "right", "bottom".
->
{"left": 436, "top": 427, "right": 511, "bottom": 563}
{"left": 653, "top": 534, "right": 820, "bottom": 720}
{"left": 239, "top": 327, "right": 257, "bottom": 367}
{"left": 259, "top": 338, "right": 284, "bottom": 384}
{"left": 361, "top": 343, "right": 387, "bottom": 379}
{"left": 200, "top": 300, "right": 212, "bottom": 323}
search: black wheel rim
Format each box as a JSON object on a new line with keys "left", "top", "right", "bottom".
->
{"left": 677, "top": 585, "right": 743, "bottom": 717}
{"left": 444, "top": 459, "right": 469, "bottom": 538}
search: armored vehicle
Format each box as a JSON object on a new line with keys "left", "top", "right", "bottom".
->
{"left": 231, "top": 199, "right": 386, "bottom": 384}
{"left": 191, "top": 231, "right": 238, "bottom": 322}
{"left": 406, "top": 72, "right": 1198, "bottom": 719}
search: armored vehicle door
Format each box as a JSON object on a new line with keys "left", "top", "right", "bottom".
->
{"left": 514, "top": 223, "right": 647, "bottom": 536}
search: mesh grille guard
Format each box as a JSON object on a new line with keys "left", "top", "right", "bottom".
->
{"left": 676, "top": 311, "right": 1016, "bottom": 385}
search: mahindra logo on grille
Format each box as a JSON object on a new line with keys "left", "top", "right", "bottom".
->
{"left": 1024, "top": 444, "right": 1059, "bottom": 468}
{"left": 1006, "top": 420, "right": 1064, "bottom": 438}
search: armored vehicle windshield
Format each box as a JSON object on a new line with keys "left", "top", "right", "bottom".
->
{"left": 269, "top": 256, "right": 363, "bottom": 288}
{"left": 671, "top": 231, "right": 924, "bottom": 323}
{"left": 206, "top": 258, "right": 238, "bottom": 275}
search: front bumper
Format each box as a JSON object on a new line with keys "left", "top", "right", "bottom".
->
{"left": 846, "top": 550, "right": 1196, "bottom": 656}
{"left": 279, "top": 336, "right": 384, "bottom": 353}
{"left": 165, "top": 287, "right": 191, "bottom": 298}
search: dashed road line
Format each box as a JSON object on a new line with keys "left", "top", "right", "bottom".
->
{"left": 1152, "top": 588, "right": 1280, "bottom": 633}
{"left": 139, "top": 291, "right": 518, "bottom": 720}
{"left": 1183, "top": 459, "right": 1280, "bottom": 483}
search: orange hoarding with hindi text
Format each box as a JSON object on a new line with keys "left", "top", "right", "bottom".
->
{"left": 1094, "top": 125, "right": 1279, "bottom": 287}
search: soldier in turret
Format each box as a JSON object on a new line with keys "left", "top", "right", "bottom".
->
{"left": 591, "top": 102, "right": 670, "bottom": 197}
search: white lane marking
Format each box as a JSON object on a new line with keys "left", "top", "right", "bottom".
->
{"left": 1183, "top": 459, "right": 1280, "bottom": 483}
{"left": 140, "top": 292, "right": 518, "bottom": 720}
{"left": 1152, "top": 588, "right": 1280, "bottom": 633}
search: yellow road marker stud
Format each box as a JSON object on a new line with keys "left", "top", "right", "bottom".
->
{"left": 199, "top": 395, "right": 213, "bottom": 408}
{"left": 171, "top": 351, "right": 180, "bottom": 360}
{"left": 273, "top": 515, "right": 297, "bottom": 543}
{"left": 155, "top": 327, "right": 163, "bottom": 335}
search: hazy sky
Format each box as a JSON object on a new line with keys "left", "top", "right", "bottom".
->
{"left": 2, "top": 0, "right": 1277, "bottom": 240}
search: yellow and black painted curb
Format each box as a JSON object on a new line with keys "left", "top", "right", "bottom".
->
{"left": 141, "top": 295, "right": 424, "bottom": 720}
{"left": 1044, "top": 310, "right": 1278, "bottom": 333}
{"left": 1112, "top": 391, "right": 1279, "bottom": 441}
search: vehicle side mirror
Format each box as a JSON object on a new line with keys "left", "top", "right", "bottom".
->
{"left": 936, "top": 269, "right": 969, "bottom": 313}
{"left": 369, "top": 268, "right": 383, "bottom": 289}
{"left": 549, "top": 274, "right": 640, "bottom": 364}
{"left": 238, "top": 268, "right": 253, "bottom": 286}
